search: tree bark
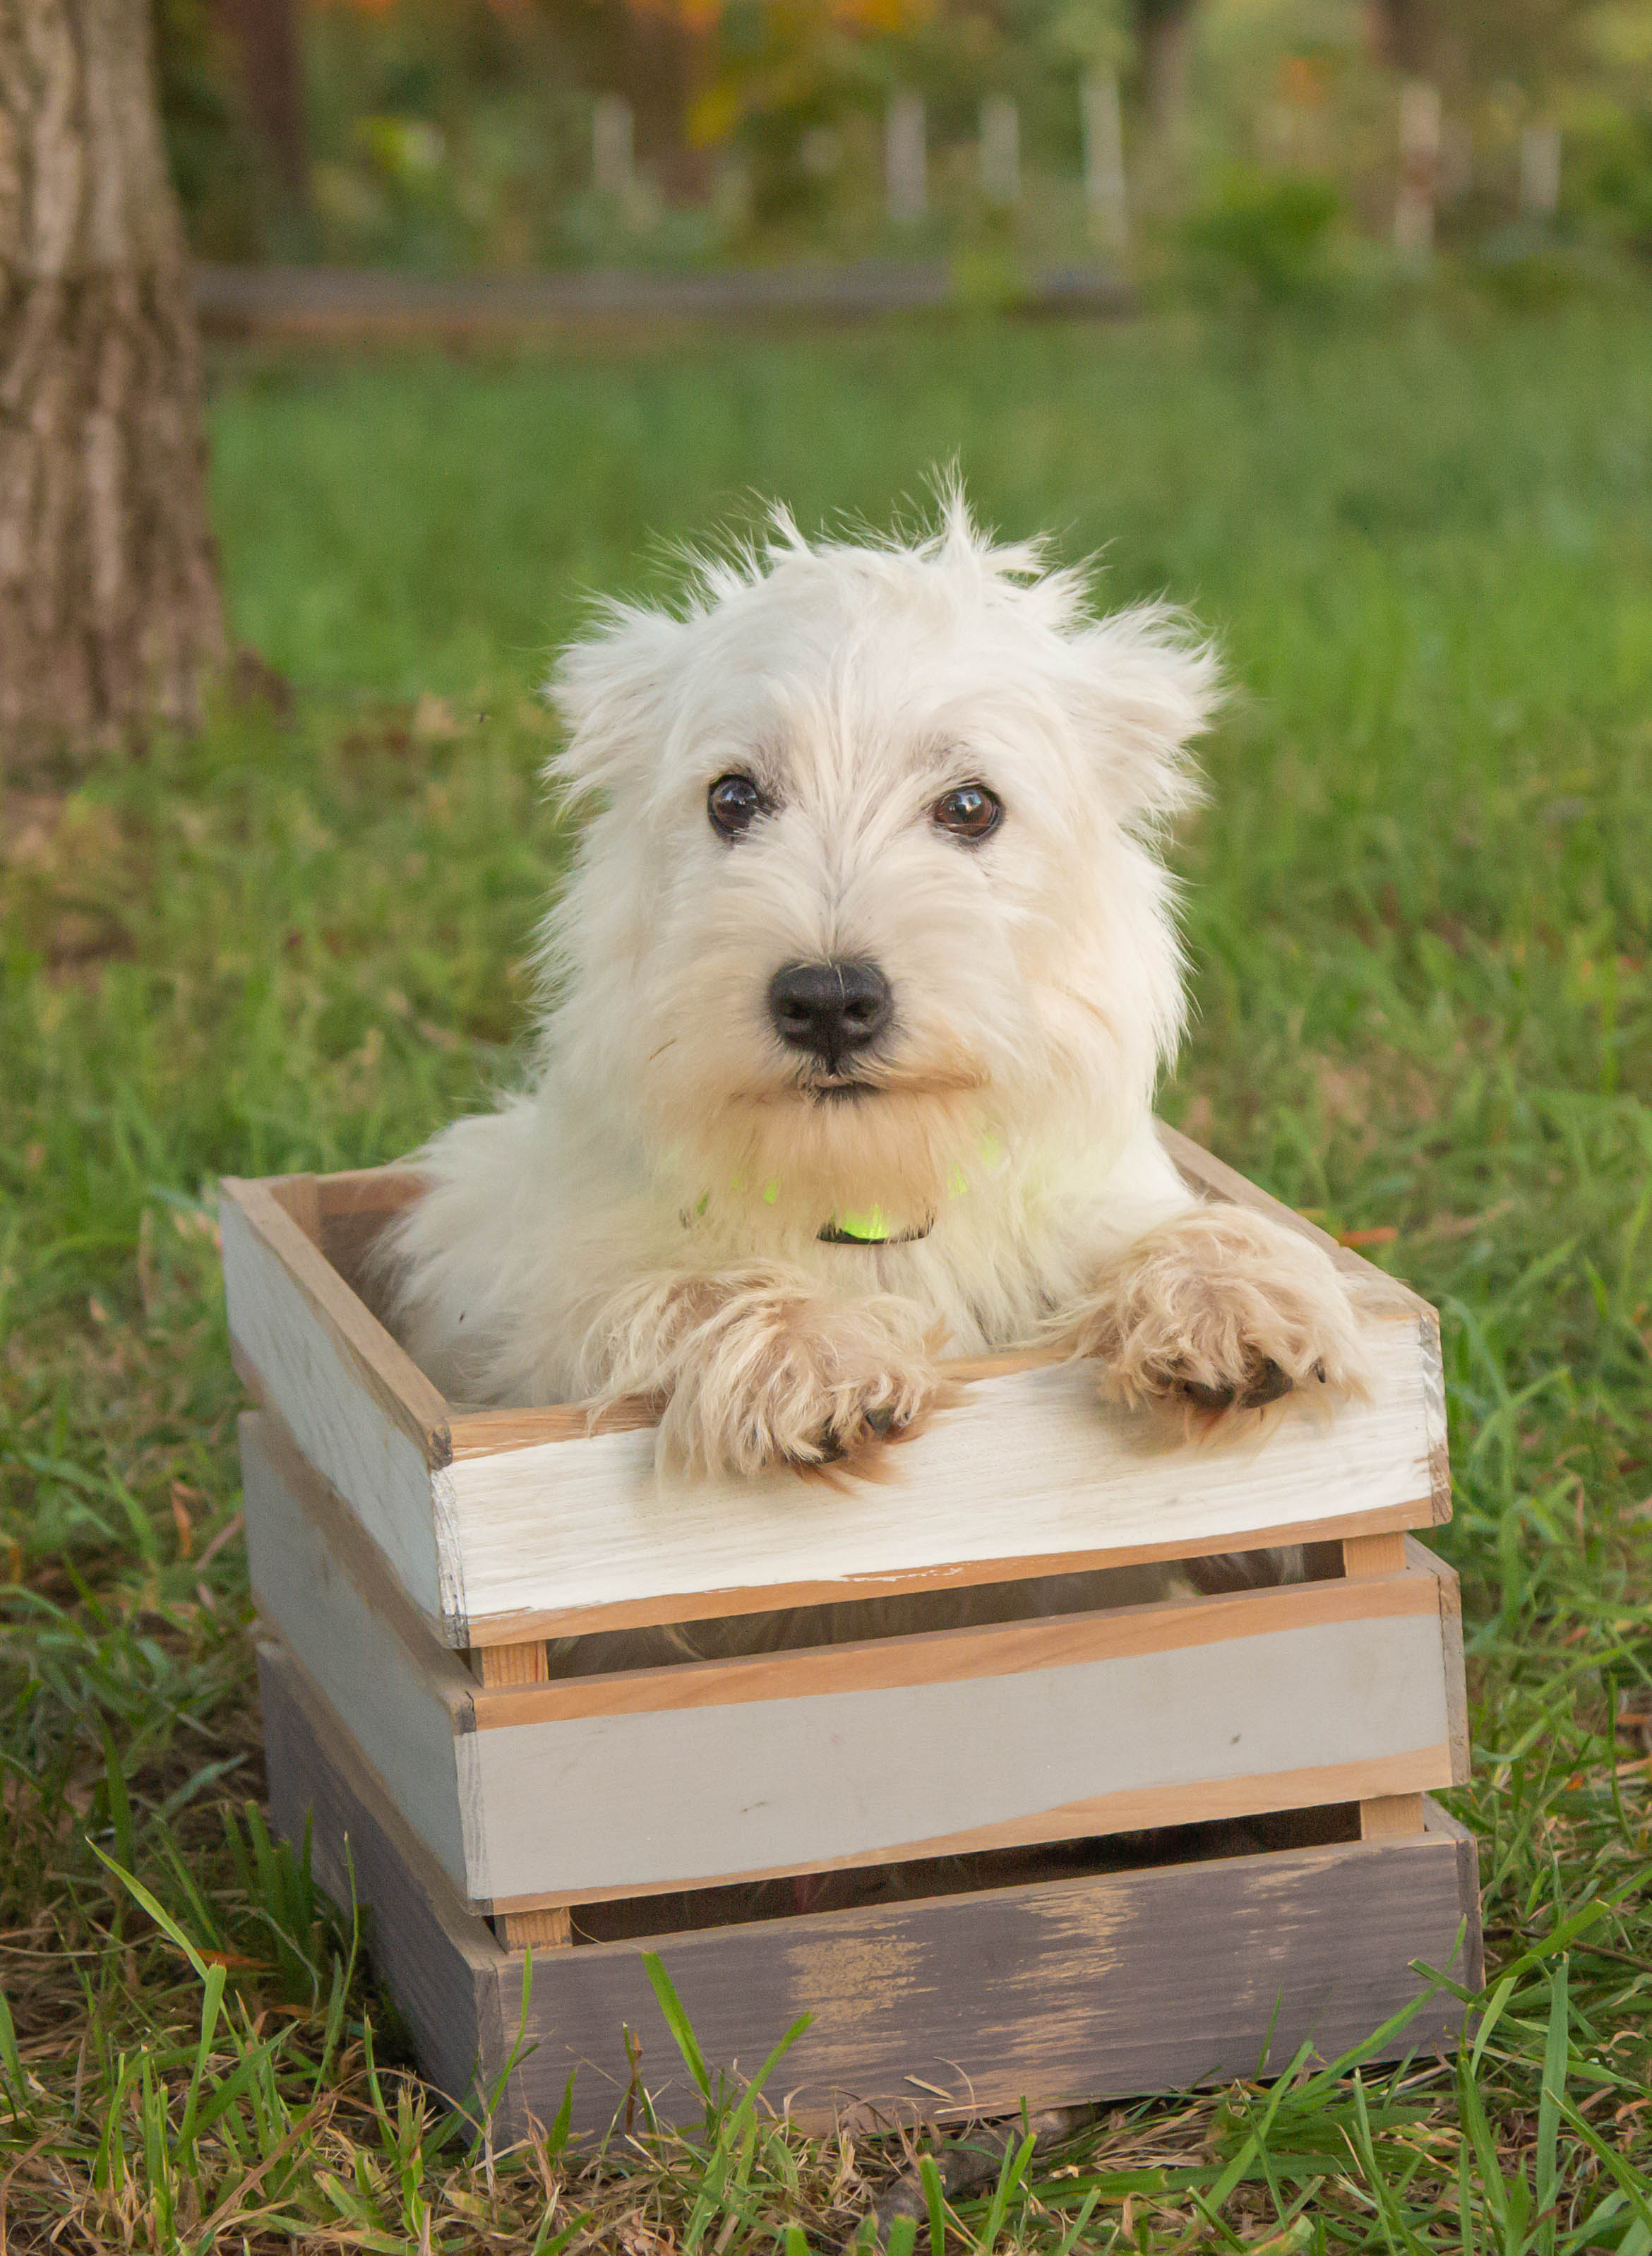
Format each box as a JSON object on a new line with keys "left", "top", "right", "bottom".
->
{"left": 0, "top": 0, "right": 225, "bottom": 757}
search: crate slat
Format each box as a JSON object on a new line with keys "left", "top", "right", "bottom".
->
{"left": 240, "top": 1413, "right": 474, "bottom": 1888}
{"left": 220, "top": 1177, "right": 459, "bottom": 1625}
{"left": 243, "top": 1412, "right": 1460, "bottom": 1910}
{"left": 219, "top": 1144, "right": 1450, "bottom": 1651}
{"left": 443, "top": 1318, "right": 1443, "bottom": 1644}
{"left": 259, "top": 1637, "right": 1481, "bottom": 2143}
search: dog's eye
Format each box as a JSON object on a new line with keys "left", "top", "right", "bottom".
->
{"left": 708, "top": 774, "right": 763, "bottom": 839}
{"left": 933, "top": 783, "right": 1003, "bottom": 843}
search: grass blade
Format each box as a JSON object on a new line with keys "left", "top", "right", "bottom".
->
{"left": 642, "top": 1952, "right": 712, "bottom": 2106}
{"left": 918, "top": 2154, "right": 947, "bottom": 2256}
{"left": 1534, "top": 1959, "right": 1569, "bottom": 2256}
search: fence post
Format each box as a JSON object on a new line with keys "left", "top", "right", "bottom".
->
{"left": 1394, "top": 78, "right": 1441, "bottom": 261}
{"left": 887, "top": 93, "right": 927, "bottom": 225}
{"left": 980, "top": 95, "right": 1019, "bottom": 209}
{"left": 1519, "top": 122, "right": 1561, "bottom": 220}
{"left": 1081, "top": 70, "right": 1127, "bottom": 254}
{"left": 593, "top": 95, "right": 635, "bottom": 204}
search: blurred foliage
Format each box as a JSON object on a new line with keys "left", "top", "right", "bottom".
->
{"left": 1183, "top": 166, "right": 1341, "bottom": 306}
{"left": 154, "top": 0, "right": 267, "bottom": 260}
{"left": 152, "top": 0, "right": 1652, "bottom": 285}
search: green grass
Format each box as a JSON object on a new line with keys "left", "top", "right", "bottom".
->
{"left": 4, "top": 297, "right": 1652, "bottom": 2248}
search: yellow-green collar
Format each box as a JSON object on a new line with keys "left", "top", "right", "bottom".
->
{"left": 689, "top": 1133, "right": 1002, "bottom": 1246}
{"left": 818, "top": 1207, "right": 932, "bottom": 1246}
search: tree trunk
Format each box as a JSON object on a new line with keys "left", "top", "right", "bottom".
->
{"left": 0, "top": 0, "right": 225, "bottom": 757}
{"left": 218, "top": 0, "right": 306, "bottom": 203}
{"left": 1136, "top": 0, "right": 1199, "bottom": 149}
{"left": 618, "top": 6, "right": 713, "bottom": 205}
{"left": 1363, "top": 0, "right": 1438, "bottom": 76}
{"left": 1132, "top": 0, "right": 1199, "bottom": 205}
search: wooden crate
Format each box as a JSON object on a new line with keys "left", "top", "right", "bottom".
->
{"left": 222, "top": 1128, "right": 1481, "bottom": 2139}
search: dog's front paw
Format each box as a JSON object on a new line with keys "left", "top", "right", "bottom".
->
{"left": 1051, "top": 1205, "right": 1370, "bottom": 1426}
{"left": 622, "top": 1275, "right": 941, "bottom": 1475}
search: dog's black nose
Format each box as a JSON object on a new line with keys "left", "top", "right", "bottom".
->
{"left": 768, "top": 959, "right": 892, "bottom": 1066}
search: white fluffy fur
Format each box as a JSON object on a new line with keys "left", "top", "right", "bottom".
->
{"left": 391, "top": 493, "right": 1366, "bottom": 1470}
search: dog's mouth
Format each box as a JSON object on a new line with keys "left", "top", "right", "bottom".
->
{"left": 805, "top": 1076, "right": 877, "bottom": 1105}
{"left": 734, "top": 1064, "right": 989, "bottom": 1108}
{"left": 799, "top": 1066, "right": 989, "bottom": 1104}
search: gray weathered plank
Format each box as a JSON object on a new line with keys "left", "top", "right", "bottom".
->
{"left": 259, "top": 1640, "right": 1480, "bottom": 2143}
{"left": 258, "top": 1642, "right": 497, "bottom": 2116}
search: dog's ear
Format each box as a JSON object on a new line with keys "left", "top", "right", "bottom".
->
{"left": 1064, "top": 604, "right": 1221, "bottom": 828}
{"left": 547, "top": 604, "right": 689, "bottom": 802}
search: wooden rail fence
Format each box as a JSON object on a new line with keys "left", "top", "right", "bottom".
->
{"left": 192, "top": 258, "right": 1133, "bottom": 342}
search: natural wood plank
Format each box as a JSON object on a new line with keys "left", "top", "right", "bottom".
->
{"left": 261, "top": 1642, "right": 1479, "bottom": 2144}
{"left": 469, "top": 1568, "right": 1442, "bottom": 1726}
{"left": 311, "top": 1166, "right": 433, "bottom": 1313}
{"left": 499, "top": 1905, "right": 572, "bottom": 1950}
{"left": 446, "top": 1399, "right": 661, "bottom": 1452}
{"left": 474, "top": 1642, "right": 549, "bottom": 1688}
{"left": 1360, "top": 1794, "right": 1427, "bottom": 1839}
{"left": 314, "top": 1165, "right": 433, "bottom": 1222}
{"left": 267, "top": 1171, "right": 323, "bottom": 1244}
{"left": 1343, "top": 1532, "right": 1408, "bottom": 1578}
{"left": 445, "top": 1318, "right": 1441, "bottom": 1641}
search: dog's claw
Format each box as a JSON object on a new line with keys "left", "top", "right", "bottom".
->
{"left": 801, "top": 1402, "right": 905, "bottom": 1465}
{"left": 1239, "top": 1355, "right": 1295, "bottom": 1408}
{"left": 1176, "top": 1354, "right": 1293, "bottom": 1414}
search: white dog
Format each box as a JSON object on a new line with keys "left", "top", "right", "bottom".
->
{"left": 391, "top": 494, "right": 1366, "bottom": 1477}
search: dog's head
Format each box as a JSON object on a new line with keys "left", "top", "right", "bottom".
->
{"left": 542, "top": 494, "right": 1219, "bottom": 1235}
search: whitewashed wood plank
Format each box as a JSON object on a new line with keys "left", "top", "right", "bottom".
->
{"left": 221, "top": 1185, "right": 457, "bottom": 1627}
{"left": 246, "top": 1397, "right": 1455, "bottom": 1909}
{"left": 240, "top": 1414, "right": 474, "bottom": 1897}
{"left": 448, "top": 1314, "right": 1438, "bottom": 1636}
{"left": 461, "top": 1606, "right": 1452, "bottom": 1901}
